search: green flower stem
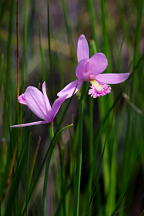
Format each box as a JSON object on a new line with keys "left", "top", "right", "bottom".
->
{"left": 74, "top": 84, "right": 87, "bottom": 216}
{"left": 42, "top": 123, "right": 54, "bottom": 216}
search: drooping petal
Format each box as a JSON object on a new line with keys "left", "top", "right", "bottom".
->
{"left": 51, "top": 97, "right": 66, "bottom": 119}
{"left": 96, "top": 73, "right": 130, "bottom": 84}
{"left": 42, "top": 82, "right": 52, "bottom": 113}
{"left": 10, "top": 120, "right": 48, "bottom": 128}
{"left": 18, "top": 94, "right": 27, "bottom": 105}
{"left": 24, "top": 86, "right": 47, "bottom": 120}
{"left": 89, "top": 53, "right": 108, "bottom": 75}
{"left": 77, "top": 35, "right": 89, "bottom": 62}
{"left": 57, "top": 80, "right": 83, "bottom": 99}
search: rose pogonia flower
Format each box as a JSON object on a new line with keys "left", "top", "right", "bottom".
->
{"left": 57, "top": 34, "right": 130, "bottom": 99}
{"left": 11, "top": 82, "right": 66, "bottom": 127}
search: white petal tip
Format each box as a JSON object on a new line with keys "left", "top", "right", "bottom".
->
{"left": 42, "top": 81, "right": 46, "bottom": 88}
{"left": 10, "top": 125, "right": 18, "bottom": 128}
{"left": 79, "top": 34, "right": 86, "bottom": 39}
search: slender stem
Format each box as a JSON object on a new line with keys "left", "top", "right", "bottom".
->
{"left": 16, "top": 0, "right": 19, "bottom": 98}
{"left": 131, "top": 0, "right": 144, "bottom": 98}
{"left": 100, "top": 0, "right": 116, "bottom": 214}
{"left": 75, "top": 113, "right": 83, "bottom": 216}
{"left": 86, "top": 0, "right": 98, "bottom": 46}
{"left": 50, "top": 122, "right": 54, "bottom": 138}
{"left": 61, "top": 0, "right": 74, "bottom": 60}
{"left": 39, "top": 29, "right": 46, "bottom": 81}
{"left": 86, "top": 41, "right": 96, "bottom": 215}
{"left": 2, "top": 145, "right": 17, "bottom": 202}
{"left": 87, "top": 98, "right": 94, "bottom": 215}
{"left": 22, "top": 0, "right": 30, "bottom": 83}
{"left": 56, "top": 141, "right": 66, "bottom": 216}
{"left": 28, "top": 137, "right": 41, "bottom": 188}
{"left": 75, "top": 150, "right": 82, "bottom": 216}
{"left": 47, "top": 0, "right": 54, "bottom": 95}
{"left": 42, "top": 123, "right": 54, "bottom": 216}
{"left": 74, "top": 84, "right": 87, "bottom": 216}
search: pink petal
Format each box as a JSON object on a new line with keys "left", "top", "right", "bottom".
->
{"left": 96, "top": 73, "right": 130, "bottom": 84}
{"left": 24, "top": 86, "right": 47, "bottom": 120}
{"left": 18, "top": 94, "right": 27, "bottom": 105}
{"left": 51, "top": 97, "right": 66, "bottom": 119}
{"left": 89, "top": 53, "right": 108, "bottom": 75}
{"left": 10, "top": 121, "right": 48, "bottom": 128}
{"left": 57, "top": 80, "right": 83, "bottom": 99}
{"left": 42, "top": 82, "right": 52, "bottom": 113}
{"left": 77, "top": 35, "right": 89, "bottom": 62}
{"left": 76, "top": 59, "right": 90, "bottom": 81}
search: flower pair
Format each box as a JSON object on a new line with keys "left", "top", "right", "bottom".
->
{"left": 11, "top": 35, "right": 129, "bottom": 128}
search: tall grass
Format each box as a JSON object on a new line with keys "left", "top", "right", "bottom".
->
{"left": 0, "top": 0, "right": 144, "bottom": 216}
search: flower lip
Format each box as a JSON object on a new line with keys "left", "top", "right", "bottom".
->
{"left": 89, "top": 80, "right": 111, "bottom": 98}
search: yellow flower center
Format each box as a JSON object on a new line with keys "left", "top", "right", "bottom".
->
{"left": 90, "top": 80, "right": 103, "bottom": 92}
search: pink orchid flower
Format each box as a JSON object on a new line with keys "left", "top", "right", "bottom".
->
{"left": 11, "top": 82, "right": 66, "bottom": 127}
{"left": 57, "top": 34, "right": 130, "bottom": 99}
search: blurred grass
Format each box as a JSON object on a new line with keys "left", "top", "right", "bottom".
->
{"left": 0, "top": 0, "right": 144, "bottom": 216}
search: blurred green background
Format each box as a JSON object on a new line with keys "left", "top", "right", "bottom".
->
{"left": 0, "top": 0, "right": 144, "bottom": 216}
